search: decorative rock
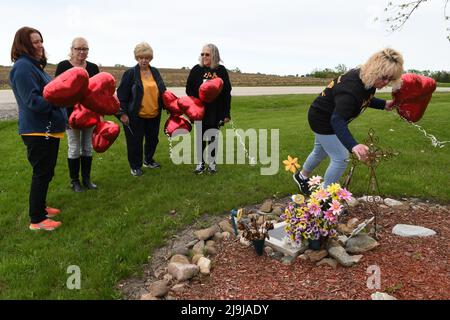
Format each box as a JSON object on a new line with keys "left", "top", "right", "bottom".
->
{"left": 170, "top": 254, "right": 190, "bottom": 265}
{"left": 270, "top": 252, "right": 284, "bottom": 261}
{"left": 140, "top": 293, "right": 159, "bottom": 300}
{"left": 222, "top": 231, "right": 231, "bottom": 240}
{"left": 306, "top": 249, "right": 328, "bottom": 263}
{"left": 163, "top": 273, "right": 173, "bottom": 283}
{"left": 392, "top": 224, "right": 436, "bottom": 237}
{"left": 192, "top": 253, "right": 204, "bottom": 265}
{"left": 239, "top": 236, "right": 251, "bottom": 247}
{"left": 328, "top": 246, "right": 363, "bottom": 267}
{"left": 194, "top": 225, "right": 220, "bottom": 241}
{"left": 197, "top": 257, "right": 212, "bottom": 274}
{"left": 205, "top": 245, "right": 217, "bottom": 256}
{"left": 272, "top": 206, "right": 284, "bottom": 217}
{"left": 154, "top": 267, "right": 166, "bottom": 279}
{"left": 171, "top": 283, "right": 187, "bottom": 293}
{"left": 281, "top": 255, "right": 296, "bottom": 265}
{"left": 149, "top": 280, "right": 169, "bottom": 298}
{"left": 345, "top": 235, "right": 379, "bottom": 254}
{"left": 259, "top": 199, "right": 273, "bottom": 213}
{"left": 337, "top": 235, "right": 348, "bottom": 246}
{"left": 297, "top": 254, "right": 308, "bottom": 261}
{"left": 192, "top": 240, "right": 205, "bottom": 255}
{"left": 371, "top": 292, "right": 397, "bottom": 300}
{"left": 257, "top": 216, "right": 265, "bottom": 225}
{"left": 264, "top": 246, "right": 274, "bottom": 255}
{"left": 346, "top": 218, "right": 359, "bottom": 229}
{"left": 337, "top": 224, "right": 354, "bottom": 235}
{"left": 170, "top": 246, "right": 190, "bottom": 257}
{"left": 316, "top": 258, "right": 338, "bottom": 269}
{"left": 185, "top": 240, "right": 199, "bottom": 249}
{"left": 213, "top": 232, "right": 224, "bottom": 242}
{"left": 218, "top": 220, "right": 235, "bottom": 234}
{"left": 346, "top": 196, "right": 359, "bottom": 208}
{"left": 167, "top": 262, "right": 199, "bottom": 281}
{"left": 206, "top": 240, "right": 216, "bottom": 247}
{"left": 384, "top": 198, "right": 405, "bottom": 207}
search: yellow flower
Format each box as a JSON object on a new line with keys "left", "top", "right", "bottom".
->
{"left": 236, "top": 208, "right": 243, "bottom": 221}
{"left": 291, "top": 194, "right": 305, "bottom": 204}
{"left": 326, "top": 183, "right": 341, "bottom": 195}
{"left": 283, "top": 155, "right": 301, "bottom": 173}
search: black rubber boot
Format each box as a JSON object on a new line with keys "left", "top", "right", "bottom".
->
{"left": 68, "top": 158, "right": 84, "bottom": 192}
{"left": 81, "top": 156, "right": 97, "bottom": 190}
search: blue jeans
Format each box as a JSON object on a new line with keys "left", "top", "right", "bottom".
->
{"left": 303, "top": 133, "right": 349, "bottom": 187}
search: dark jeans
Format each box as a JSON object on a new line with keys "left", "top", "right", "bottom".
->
{"left": 22, "top": 136, "right": 60, "bottom": 224}
{"left": 123, "top": 115, "right": 161, "bottom": 170}
{"left": 195, "top": 122, "right": 219, "bottom": 164}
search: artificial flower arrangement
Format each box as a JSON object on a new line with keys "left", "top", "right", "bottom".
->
{"left": 281, "top": 176, "right": 352, "bottom": 244}
{"left": 238, "top": 210, "right": 274, "bottom": 241}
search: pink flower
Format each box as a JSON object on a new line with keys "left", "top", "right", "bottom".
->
{"left": 337, "top": 188, "right": 353, "bottom": 201}
{"left": 307, "top": 202, "right": 322, "bottom": 216}
{"left": 313, "top": 189, "right": 329, "bottom": 201}
{"left": 308, "top": 175, "right": 322, "bottom": 187}
{"left": 330, "top": 200, "right": 343, "bottom": 215}
{"left": 324, "top": 210, "right": 337, "bottom": 223}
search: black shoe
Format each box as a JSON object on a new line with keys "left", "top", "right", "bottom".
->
{"left": 143, "top": 161, "right": 161, "bottom": 169}
{"left": 193, "top": 163, "right": 205, "bottom": 175}
{"left": 207, "top": 164, "right": 217, "bottom": 174}
{"left": 131, "top": 168, "right": 143, "bottom": 177}
{"left": 293, "top": 171, "right": 311, "bottom": 196}
{"left": 71, "top": 180, "right": 84, "bottom": 192}
{"left": 82, "top": 178, "right": 97, "bottom": 190}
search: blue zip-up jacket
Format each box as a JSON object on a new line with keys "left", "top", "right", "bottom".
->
{"left": 9, "top": 55, "right": 67, "bottom": 135}
{"left": 116, "top": 64, "right": 166, "bottom": 118}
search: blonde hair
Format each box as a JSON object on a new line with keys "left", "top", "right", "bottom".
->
{"left": 360, "top": 48, "right": 404, "bottom": 89}
{"left": 134, "top": 42, "right": 153, "bottom": 60}
{"left": 199, "top": 43, "right": 222, "bottom": 69}
{"left": 69, "top": 37, "right": 89, "bottom": 59}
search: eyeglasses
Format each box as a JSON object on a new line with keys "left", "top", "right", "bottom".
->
{"left": 200, "top": 53, "right": 210, "bottom": 57}
{"left": 381, "top": 75, "right": 394, "bottom": 81}
{"left": 73, "top": 47, "right": 89, "bottom": 52}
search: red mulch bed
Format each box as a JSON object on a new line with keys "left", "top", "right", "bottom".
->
{"left": 172, "top": 203, "right": 450, "bottom": 300}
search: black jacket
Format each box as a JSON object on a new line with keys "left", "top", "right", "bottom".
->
{"left": 186, "top": 64, "right": 232, "bottom": 126}
{"left": 116, "top": 64, "right": 166, "bottom": 118}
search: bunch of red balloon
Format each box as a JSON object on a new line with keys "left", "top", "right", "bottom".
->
{"left": 162, "top": 77, "right": 224, "bottom": 137}
{"left": 43, "top": 67, "right": 121, "bottom": 152}
{"left": 392, "top": 73, "right": 436, "bottom": 123}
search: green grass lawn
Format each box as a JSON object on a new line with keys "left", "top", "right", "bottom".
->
{"left": 0, "top": 93, "right": 449, "bottom": 299}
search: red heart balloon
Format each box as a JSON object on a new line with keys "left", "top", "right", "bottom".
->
{"left": 164, "top": 115, "right": 192, "bottom": 137}
{"left": 162, "top": 90, "right": 183, "bottom": 115}
{"left": 177, "top": 96, "right": 205, "bottom": 121}
{"left": 92, "top": 120, "right": 120, "bottom": 153}
{"left": 392, "top": 73, "right": 436, "bottom": 122}
{"left": 199, "top": 77, "right": 224, "bottom": 103}
{"left": 69, "top": 103, "right": 100, "bottom": 129}
{"left": 43, "top": 67, "right": 89, "bottom": 106}
{"left": 81, "top": 73, "right": 120, "bottom": 115}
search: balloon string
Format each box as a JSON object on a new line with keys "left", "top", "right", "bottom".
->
{"left": 229, "top": 119, "right": 257, "bottom": 165}
{"left": 397, "top": 112, "right": 450, "bottom": 148}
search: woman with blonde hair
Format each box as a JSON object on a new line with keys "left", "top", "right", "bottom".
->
{"left": 55, "top": 37, "right": 100, "bottom": 192}
{"left": 117, "top": 42, "right": 166, "bottom": 176}
{"left": 293, "top": 48, "right": 404, "bottom": 194}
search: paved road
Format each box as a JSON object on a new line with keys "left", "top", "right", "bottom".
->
{"left": 2, "top": 86, "right": 449, "bottom": 119}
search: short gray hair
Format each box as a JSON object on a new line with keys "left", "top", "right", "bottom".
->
{"left": 199, "top": 43, "right": 222, "bottom": 69}
{"left": 134, "top": 42, "right": 153, "bottom": 60}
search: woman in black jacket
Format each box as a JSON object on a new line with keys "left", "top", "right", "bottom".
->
{"left": 117, "top": 42, "right": 166, "bottom": 177}
{"left": 186, "top": 43, "right": 232, "bottom": 174}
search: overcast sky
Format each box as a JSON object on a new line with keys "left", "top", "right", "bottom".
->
{"left": 1, "top": 0, "right": 449, "bottom": 75}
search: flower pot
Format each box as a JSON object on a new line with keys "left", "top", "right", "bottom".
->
{"left": 308, "top": 238, "right": 321, "bottom": 250}
{"left": 252, "top": 239, "right": 265, "bottom": 256}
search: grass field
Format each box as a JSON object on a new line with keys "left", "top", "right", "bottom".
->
{"left": 0, "top": 93, "right": 449, "bottom": 299}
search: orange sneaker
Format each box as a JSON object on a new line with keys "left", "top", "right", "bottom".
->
{"left": 29, "top": 218, "right": 62, "bottom": 231}
{"left": 45, "top": 207, "right": 61, "bottom": 218}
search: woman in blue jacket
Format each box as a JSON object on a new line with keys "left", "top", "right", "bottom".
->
{"left": 9, "top": 27, "right": 67, "bottom": 231}
{"left": 117, "top": 42, "right": 166, "bottom": 177}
